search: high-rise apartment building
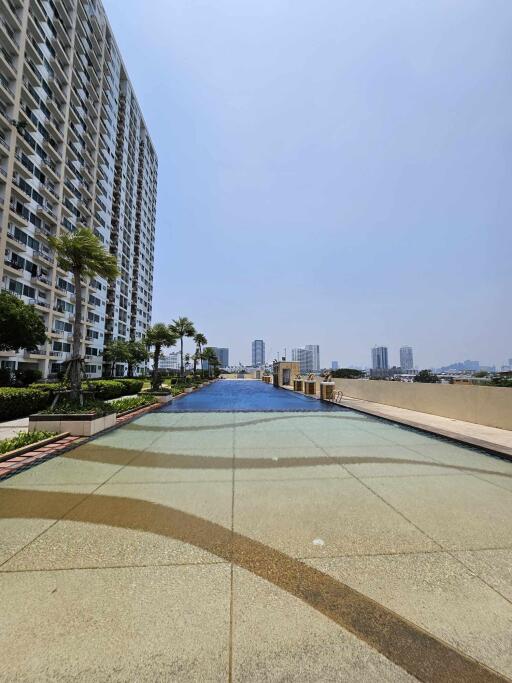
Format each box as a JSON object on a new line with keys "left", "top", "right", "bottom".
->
{"left": 292, "top": 347, "right": 313, "bottom": 374}
{"left": 400, "top": 346, "right": 414, "bottom": 372}
{"left": 210, "top": 347, "right": 229, "bottom": 368}
{"left": 251, "top": 339, "right": 265, "bottom": 367}
{"left": 372, "top": 346, "right": 388, "bottom": 370}
{"left": 305, "top": 344, "right": 320, "bottom": 372}
{"left": 0, "top": 0, "right": 157, "bottom": 379}
{"left": 331, "top": 360, "right": 339, "bottom": 370}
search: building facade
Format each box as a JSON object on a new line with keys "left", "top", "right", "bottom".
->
{"left": 305, "top": 344, "right": 320, "bottom": 372}
{"left": 331, "top": 360, "right": 339, "bottom": 370}
{"left": 251, "top": 339, "right": 265, "bottom": 367}
{"left": 399, "top": 346, "right": 414, "bottom": 372}
{"left": 157, "top": 352, "right": 179, "bottom": 371}
{"left": 211, "top": 347, "right": 229, "bottom": 368}
{"left": 292, "top": 347, "right": 313, "bottom": 374}
{"left": 0, "top": 0, "right": 157, "bottom": 379}
{"left": 371, "top": 346, "right": 389, "bottom": 370}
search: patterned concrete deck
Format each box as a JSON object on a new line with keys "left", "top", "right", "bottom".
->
{"left": 1, "top": 385, "right": 511, "bottom": 681}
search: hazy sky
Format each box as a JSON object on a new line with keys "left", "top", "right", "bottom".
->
{"left": 104, "top": 0, "right": 511, "bottom": 369}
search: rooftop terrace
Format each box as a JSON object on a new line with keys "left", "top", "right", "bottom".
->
{"left": 1, "top": 380, "right": 511, "bottom": 680}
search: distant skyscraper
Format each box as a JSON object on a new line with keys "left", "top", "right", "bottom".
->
{"left": 400, "top": 346, "right": 414, "bottom": 372}
{"left": 372, "top": 346, "right": 389, "bottom": 370}
{"left": 332, "top": 361, "right": 339, "bottom": 370}
{"left": 292, "top": 347, "right": 314, "bottom": 374}
{"left": 305, "top": 345, "right": 320, "bottom": 372}
{"left": 210, "top": 347, "right": 229, "bottom": 368}
{"left": 252, "top": 340, "right": 265, "bottom": 367}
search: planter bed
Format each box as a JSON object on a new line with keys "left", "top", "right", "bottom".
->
{"left": 116, "top": 402, "right": 158, "bottom": 418}
{"left": 29, "top": 412, "right": 117, "bottom": 437}
{"left": 140, "top": 391, "right": 173, "bottom": 404}
{"left": 0, "top": 432, "right": 70, "bottom": 464}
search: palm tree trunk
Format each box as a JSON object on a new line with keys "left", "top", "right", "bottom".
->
{"left": 193, "top": 348, "right": 197, "bottom": 375}
{"left": 152, "top": 343, "right": 161, "bottom": 390}
{"left": 180, "top": 336, "right": 184, "bottom": 378}
{"left": 70, "top": 268, "right": 83, "bottom": 403}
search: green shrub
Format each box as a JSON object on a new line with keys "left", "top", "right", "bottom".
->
{"left": 28, "top": 382, "right": 63, "bottom": 394}
{"left": 115, "top": 378, "right": 144, "bottom": 395}
{"left": 110, "top": 395, "right": 157, "bottom": 413}
{"left": 40, "top": 400, "right": 116, "bottom": 415}
{"left": 0, "top": 430, "right": 57, "bottom": 455}
{"left": 15, "top": 368, "right": 43, "bottom": 387}
{"left": 0, "top": 367, "right": 13, "bottom": 387}
{"left": 87, "top": 380, "right": 124, "bottom": 399}
{"left": 0, "top": 387, "right": 51, "bottom": 420}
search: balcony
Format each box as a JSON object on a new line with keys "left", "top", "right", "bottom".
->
{"left": 0, "top": 15, "right": 19, "bottom": 53}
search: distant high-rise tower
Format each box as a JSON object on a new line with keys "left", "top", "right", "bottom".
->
{"left": 332, "top": 361, "right": 339, "bottom": 370}
{"left": 400, "top": 346, "right": 414, "bottom": 372}
{"left": 252, "top": 339, "right": 265, "bottom": 367}
{"left": 305, "top": 345, "right": 320, "bottom": 372}
{"left": 372, "top": 346, "right": 389, "bottom": 370}
{"left": 292, "top": 347, "right": 314, "bottom": 374}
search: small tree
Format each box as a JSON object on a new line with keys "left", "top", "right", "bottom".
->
{"left": 102, "top": 339, "right": 129, "bottom": 377}
{"left": 170, "top": 317, "right": 196, "bottom": 378}
{"left": 49, "top": 227, "right": 119, "bottom": 402}
{"left": 126, "top": 339, "right": 149, "bottom": 377}
{"left": 414, "top": 369, "right": 439, "bottom": 383}
{"left": 0, "top": 291, "right": 47, "bottom": 353}
{"left": 146, "top": 323, "right": 176, "bottom": 390}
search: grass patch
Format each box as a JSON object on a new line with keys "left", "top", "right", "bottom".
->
{"left": 0, "top": 431, "right": 57, "bottom": 455}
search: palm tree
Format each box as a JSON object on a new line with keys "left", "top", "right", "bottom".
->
{"left": 49, "top": 227, "right": 119, "bottom": 402}
{"left": 146, "top": 323, "right": 176, "bottom": 390}
{"left": 193, "top": 332, "right": 207, "bottom": 374}
{"left": 202, "top": 347, "right": 219, "bottom": 379}
{"left": 169, "top": 317, "right": 196, "bottom": 378}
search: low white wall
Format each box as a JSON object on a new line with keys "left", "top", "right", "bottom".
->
{"left": 330, "top": 379, "right": 512, "bottom": 430}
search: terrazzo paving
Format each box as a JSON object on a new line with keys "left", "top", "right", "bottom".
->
{"left": 1, "top": 381, "right": 512, "bottom": 681}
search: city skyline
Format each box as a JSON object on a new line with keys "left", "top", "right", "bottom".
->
{"left": 104, "top": 0, "right": 511, "bottom": 369}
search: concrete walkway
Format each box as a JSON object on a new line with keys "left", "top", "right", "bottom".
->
{"left": 337, "top": 397, "right": 512, "bottom": 458}
{"left": 0, "top": 417, "right": 29, "bottom": 441}
{"left": 1, "top": 389, "right": 512, "bottom": 680}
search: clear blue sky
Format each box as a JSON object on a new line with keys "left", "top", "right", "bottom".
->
{"left": 104, "top": 0, "right": 511, "bottom": 369}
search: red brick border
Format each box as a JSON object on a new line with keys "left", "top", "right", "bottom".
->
{"left": 0, "top": 401, "right": 162, "bottom": 482}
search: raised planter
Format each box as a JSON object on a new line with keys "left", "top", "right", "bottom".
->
{"left": 303, "top": 380, "right": 317, "bottom": 396}
{"left": 293, "top": 379, "right": 304, "bottom": 392}
{"left": 29, "top": 412, "right": 116, "bottom": 437}
{"left": 141, "top": 391, "right": 173, "bottom": 404}
{"left": 320, "top": 381, "right": 335, "bottom": 400}
{"left": 0, "top": 432, "right": 70, "bottom": 463}
{"left": 262, "top": 375, "right": 272, "bottom": 384}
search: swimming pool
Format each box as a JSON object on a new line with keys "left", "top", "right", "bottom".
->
{"left": 162, "top": 379, "right": 347, "bottom": 412}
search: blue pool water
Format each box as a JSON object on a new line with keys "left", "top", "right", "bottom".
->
{"left": 162, "top": 380, "right": 347, "bottom": 412}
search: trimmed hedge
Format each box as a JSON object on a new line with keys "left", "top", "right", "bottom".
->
{"left": 88, "top": 380, "right": 125, "bottom": 400}
{"left": 0, "top": 387, "right": 51, "bottom": 420}
{"left": 28, "top": 379, "right": 143, "bottom": 399}
{"left": 115, "top": 378, "right": 144, "bottom": 395}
